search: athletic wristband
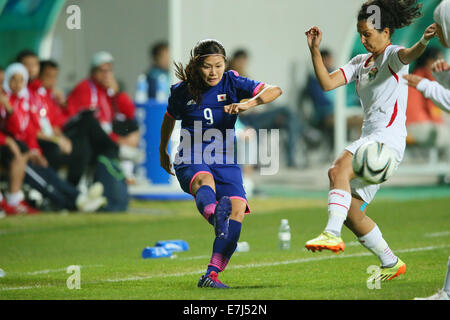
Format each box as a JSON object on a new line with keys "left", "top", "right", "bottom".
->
{"left": 420, "top": 36, "right": 430, "bottom": 46}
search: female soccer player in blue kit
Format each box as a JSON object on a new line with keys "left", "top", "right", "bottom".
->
{"left": 159, "top": 39, "right": 282, "bottom": 288}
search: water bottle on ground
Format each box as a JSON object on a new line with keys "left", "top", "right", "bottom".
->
{"left": 155, "top": 240, "right": 189, "bottom": 252}
{"left": 142, "top": 246, "right": 172, "bottom": 259}
{"left": 278, "top": 219, "right": 291, "bottom": 250}
{"left": 235, "top": 241, "right": 250, "bottom": 252}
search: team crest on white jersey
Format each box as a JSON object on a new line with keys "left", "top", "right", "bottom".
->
{"left": 368, "top": 67, "right": 379, "bottom": 81}
{"left": 217, "top": 94, "right": 226, "bottom": 102}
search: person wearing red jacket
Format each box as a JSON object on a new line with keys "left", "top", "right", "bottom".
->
{"left": 67, "top": 52, "right": 118, "bottom": 140}
{"left": 67, "top": 52, "right": 142, "bottom": 183}
{"left": 1, "top": 63, "right": 46, "bottom": 167}
{"left": 1, "top": 62, "right": 106, "bottom": 213}
{"left": 30, "top": 61, "right": 73, "bottom": 172}
{"left": 0, "top": 63, "right": 39, "bottom": 214}
{"left": 24, "top": 57, "right": 119, "bottom": 186}
{"left": 0, "top": 118, "right": 37, "bottom": 215}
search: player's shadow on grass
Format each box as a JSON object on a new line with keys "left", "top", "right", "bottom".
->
{"left": 229, "top": 284, "right": 281, "bottom": 290}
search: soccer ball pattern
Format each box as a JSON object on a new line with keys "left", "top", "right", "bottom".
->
{"left": 352, "top": 141, "right": 397, "bottom": 184}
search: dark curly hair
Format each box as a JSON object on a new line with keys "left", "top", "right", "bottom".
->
{"left": 174, "top": 39, "right": 227, "bottom": 105}
{"left": 358, "top": 0, "right": 422, "bottom": 36}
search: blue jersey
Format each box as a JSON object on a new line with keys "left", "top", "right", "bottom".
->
{"left": 166, "top": 70, "right": 263, "bottom": 165}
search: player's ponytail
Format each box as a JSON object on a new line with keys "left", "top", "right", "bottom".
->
{"left": 174, "top": 39, "right": 227, "bottom": 104}
{"left": 358, "top": 0, "right": 422, "bottom": 36}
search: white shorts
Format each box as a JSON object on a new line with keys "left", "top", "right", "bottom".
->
{"left": 345, "top": 131, "right": 405, "bottom": 204}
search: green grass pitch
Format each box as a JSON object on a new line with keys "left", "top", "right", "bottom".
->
{"left": 0, "top": 196, "right": 449, "bottom": 300}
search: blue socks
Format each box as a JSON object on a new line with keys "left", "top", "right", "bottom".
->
{"left": 207, "top": 219, "right": 242, "bottom": 275}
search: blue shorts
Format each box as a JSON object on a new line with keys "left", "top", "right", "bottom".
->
{"left": 174, "top": 163, "right": 250, "bottom": 213}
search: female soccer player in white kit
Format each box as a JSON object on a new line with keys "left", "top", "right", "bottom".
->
{"left": 304, "top": 0, "right": 437, "bottom": 282}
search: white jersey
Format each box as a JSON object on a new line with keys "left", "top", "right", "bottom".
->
{"left": 341, "top": 45, "right": 410, "bottom": 203}
{"left": 340, "top": 44, "right": 409, "bottom": 143}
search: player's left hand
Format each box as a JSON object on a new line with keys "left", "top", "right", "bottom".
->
{"left": 224, "top": 102, "right": 250, "bottom": 114}
{"left": 423, "top": 23, "right": 437, "bottom": 41}
{"left": 403, "top": 74, "right": 425, "bottom": 88}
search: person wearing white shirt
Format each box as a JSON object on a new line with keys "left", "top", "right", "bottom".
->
{"left": 405, "top": 0, "right": 450, "bottom": 301}
{"left": 404, "top": 0, "right": 450, "bottom": 111}
{"left": 304, "top": 0, "right": 436, "bottom": 283}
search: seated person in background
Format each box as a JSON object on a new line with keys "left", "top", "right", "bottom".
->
{"left": 67, "top": 51, "right": 142, "bottom": 181}
{"left": 1, "top": 63, "right": 106, "bottom": 212}
{"left": 228, "top": 49, "right": 302, "bottom": 168}
{"left": 146, "top": 41, "right": 170, "bottom": 102}
{"left": 303, "top": 49, "right": 363, "bottom": 151}
{"left": 36, "top": 59, "right": 120, "bottom": 186}
{"left": 67, "top": 52, "right": 118, "bottom": 137}
{"left": 0, "top": 122, "right": 38, "bottom": 215}
{"left": 406, "top": 47, "right": 450, "bottom": 157}
{"left": 18, "top": 51, "right": 73, "bottom": 168}
{"left": 304, "top": 49, "right": 335, "bottom": 138}
{"left": 30, "top": 60, "right": 73, "bottom": 171}
{"left": 228, "top": 49, "right": 257, "bottom": 194}
{"left": 228, "top": 49, "right": 250, "bottom": 77}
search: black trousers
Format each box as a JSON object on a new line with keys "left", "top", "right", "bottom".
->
{"left": 24, "top": 163, "right": 80, "bottom": 211}
{"left": 40, "top": 110, "right": 119, "bottom": 186}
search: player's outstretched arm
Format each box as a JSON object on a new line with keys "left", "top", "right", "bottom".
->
{"left": 224, "top": 84, "right": 282, "bottom": 114}
{"left": 159, "top": 114, "right": 176, "bottom": 176}
{"left": 306, "top": 26, "right": 346, "bottom": 92}
{"left": 398, "top": 24, "right": 436, "bottom": 65}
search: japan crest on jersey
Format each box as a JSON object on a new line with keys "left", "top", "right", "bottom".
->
{"left": 217, "top": 94, "right": 226, "bottom": 102}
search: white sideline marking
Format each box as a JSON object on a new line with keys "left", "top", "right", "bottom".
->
{"left": 1, "top": 286, "right": 37, "bottom": 291}
{"left": 1, "top": 244, "right": 449, "bottom": 291}
{"left": 25, "top": 264, "right": 103, "bottom": 275}
{"left": 424, "top": 231, "right": 450, "bottom": 238}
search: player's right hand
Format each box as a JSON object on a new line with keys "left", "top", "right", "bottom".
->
{"left": 160, "top": 150, "right": 175, "bottom": 176}
{"left": 305, "top": 26, "right": 322, "bottom": 50}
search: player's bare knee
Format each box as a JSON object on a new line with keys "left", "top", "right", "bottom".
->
{"left": 192, "top": 174, "right": 215, "bottom": 193}
{"left": 229, "top": 201, "right": 246, "bottom": 222}
{"left": 328, "top": 166, "right": 339, "bottom": 184}
{"left": 230, "top": 209, "right": 245, "bottom": 222}
{"left": 328, "top": 164, "right": 353, "bottom": 184}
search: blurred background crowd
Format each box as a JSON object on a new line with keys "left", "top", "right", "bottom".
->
{"left": 0, "top": 0, "right": 448, "bottom": 215}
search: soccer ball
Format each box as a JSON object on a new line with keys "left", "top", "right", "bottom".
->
{"left": 352, "top": 141, "right": 397, "bottom": 184}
